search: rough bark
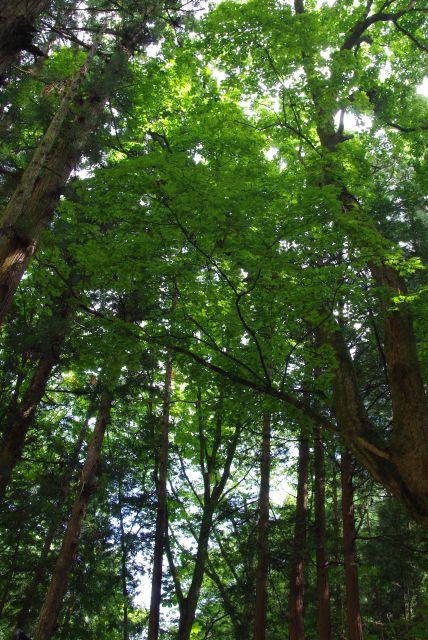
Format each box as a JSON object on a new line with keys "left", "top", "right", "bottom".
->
{"left": 0, "top": 0, "right": 48, "bottom": 80}
{"left": 314, "top": 424, "right": 331, "bottom": 640}
{"left": 14, "top": 402, "right": 95, "bottom": 631}
{"left": 288, "top": 426, "right": 309, "bottom": 640}
{"left": 33, "top": 388, "right": 114, "bottom": 640}
{"left": 341, "top": 449, "right": 363, "bottom": 640}
{"left": 0, "top": 17, "right": 156, "bottom": 324}
{"left": 0, "top": 297, "right": 72, "bottom": 504}
{"left": 147, "top": 354, "right": 173, "bottom": 640}
{"left": 253, "top": 411, "right": 271, "bottom": 640}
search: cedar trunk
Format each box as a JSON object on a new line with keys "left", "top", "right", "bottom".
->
{"left": 314, "top": 424, "right": 331, "bottom": 640}
{"left": 288, "top": 426, "right": 309, "bottom": 640}
{"left": 253, "top": 411, "right": 271, "bottom": 640}
{"left": 14, "top": 403, "right": 95, "bottom": 631}
{"left": 33, "top": 389, "right": 114, "bottom": 640}
{"left": 147, "top": 354, "right": 173, "bottom": 640}
{"left": 341, "top": 449, "right": 363, "bottom": 640}
{"left": 0, "top": 23, "right": 154, "bottom": 324}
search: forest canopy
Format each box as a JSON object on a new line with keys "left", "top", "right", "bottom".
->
{"left": 0, "top": 1, "right": 428, "bottom": 639}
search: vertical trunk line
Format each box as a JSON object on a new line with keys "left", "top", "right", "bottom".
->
{"left": 288, "top": 425, "right": 309, "bottom": 640}
{"left": 314, "top": 424, "right": 331, "bottom": 640}
{"left": 341, "top": 449, "right": 363, "bottom": 640}
{"left": 253, "top": 410, "right": 271, "bottom": 640}
{"left": 148, "top": 353, "right": 173, "bottom": 640}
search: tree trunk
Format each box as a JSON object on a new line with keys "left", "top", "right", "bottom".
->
{"left": 0, "top": 18, "right": 155, "bottom": 324}
{"left": 0, "top": 297, "right": 72, "bottom": 504}
{"left": 148, "top": 354, "right": 173, "bottom": 640}
{"left": 293, "top": 0, "right": 428, "bottom": 530}
{"left": 253, "top": 411, "right": 271, "bottom": 640}
{"left": 314, "top": 424, "right": 331, "bottom": 640}
{"left": 33, "top": 388, "right": 114, "bottom": 640}
{"left": 176, "top": 506, "right": 215, "bottom": 640}
{"left": 332, "top": 455, "right": 344, "bottom": 639}
{"left": 14, "top": 402, "right": 95, "bottom": 631}
{"left": 0, "top": 0, "right": 48, "bottom": 81}
{"left": 341, "top": 449, "right": 363, "bottom": 640}
{"left": 118, "top": 481, "right": 129, "bottom": 640}
{"left": 172, "top": 408, "right": 241, "bottom": 640}
{"left": 288, "top": 426, "right": 309, "bottom": 640}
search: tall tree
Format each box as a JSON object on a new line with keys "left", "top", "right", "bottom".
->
{"left": 341, "top": 449, "right": 363, "bottom": 640}
{"left": 147, "top": 352, "right": 173, "bottom": 640}
{"left": 288, "top": 426, "right": 309, "bottom": 640}
{"left": 253, "top": 410, "right": 271, "bottom": 640}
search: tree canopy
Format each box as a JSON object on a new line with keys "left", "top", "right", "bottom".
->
{"left": 0, "top": 1, "right": 427, "bottom": 639}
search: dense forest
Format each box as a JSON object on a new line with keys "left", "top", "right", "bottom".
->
{"left": 0, "top": 1, "right": 428, "bottom": 639}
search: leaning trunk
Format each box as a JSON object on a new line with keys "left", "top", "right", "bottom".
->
{"left": 253, "top": 411, "right": 271, "bottom": 640}
{"left": 33, "top": 388, "right": 114, "bottom": 640}
{"left": 14, "top": 402, "right": 95, "bottom": 631}
{"left": 314, "top": 424, "right": 331, "bottom": 640}
{"left": 0, "top": 298, "right": 72, "bottom": 504}
{"left": 341, "top": 449, "right": 363, "bottom": 640}
{"left": 288, "top": 425, "right": 309, "bottom": 640}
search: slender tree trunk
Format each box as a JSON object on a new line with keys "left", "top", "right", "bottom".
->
{"left": 332, "top": 455, "right": 344, "bottom": 639}
{"left": 148, "top": 354, "right": 173, "bottom": 640}
{"left": 33, "top": 388, "right": 114, "bottom": 640}
{"left": 288, "top": 426, "right": 309, "bottom": 640}
{"left": 314, "top": 424, "right": 331, "bottom": 640}
{"left": 14, "top": 402, "right": 95, "bottom": 631}
{"left": 0, "top": 0, "right": 48, "bottom": 80}
{"left": 253, "top": 411, "right": 271, "bottom": 640}
{"left": 118, "top": 481, "right": 129, "bottom": 640}
{"left": 341, "top": 449, "right": 363, "bottom": 640}
{"left": 173, "top": 417, "right": 240, "bottom": 640}
{"left": 176, "top": 507, "right": 215, "bottom": 640}
{"left": 0, "top": 298, "right": 72, "bottom": 504}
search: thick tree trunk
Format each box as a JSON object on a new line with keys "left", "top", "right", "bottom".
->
{"left": 341, "top": 449, "right": 363, "bottom": 640}
{"left": 0, "top": 298, "right": 72, "bottom": 504}
{"left": 293, "top": 0, "right": 428, "bottom": 530}
{"left": 288, "top": 426, "right": 309, "bottom": 640}
{"left": 314, "top": 424, "right": 331, "bottom": 640}
{"left": 253, "top": 411, "right": 271, "bottom": 640}
{"left": 0, "top": 0, "right": 48, "bottom": 80}
{"left": 0, "top": 18, "right": 156, "bottom": 323}
{"left": 33, "top": 388, "right": 114, "bottom": 640}
{"left": 148, "top": 354, "right": 173, "bottom": 640}
{"left": 14, "top": 403, "right": 95, "bottom": 631}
